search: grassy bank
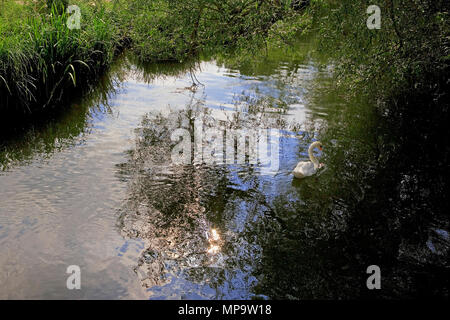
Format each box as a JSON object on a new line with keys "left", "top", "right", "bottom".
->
{"left": 0, "top": 0, "right": 124, "bottom": 125}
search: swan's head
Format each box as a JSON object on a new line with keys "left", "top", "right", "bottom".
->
{"left": 310, "top": 141, "right": 323, "bottom": 151}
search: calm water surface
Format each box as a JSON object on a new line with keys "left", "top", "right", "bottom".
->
{"left": 0, "top": 46, "right": 333, "bottom": 299}
{"left": 2, "top": 44, "right": 448, "bottom": 299}
{"left": 7, "top": 43, "right": 448, "bottom": 300}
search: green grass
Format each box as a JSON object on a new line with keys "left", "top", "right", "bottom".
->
{"left": 0, "top": 0, "right": 121, "bottom": 119}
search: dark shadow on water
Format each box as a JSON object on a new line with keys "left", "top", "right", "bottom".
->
{"left": 116, "top": 58, "right": 449, "bottom": 299}
{"left": 0, "top": 55, "right": 130, "bottom": 171}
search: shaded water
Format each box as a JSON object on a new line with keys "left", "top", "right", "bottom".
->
{"left": 1, "top": 42, "right": 448, "bottom": 299}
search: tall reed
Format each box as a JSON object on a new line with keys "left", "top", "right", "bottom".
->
{"left": 0, "top": 1, "right": 119, "bottom": 119}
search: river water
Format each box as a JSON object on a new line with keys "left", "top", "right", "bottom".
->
{"left": 1, "top": 42, "right": 448, "bottom": 299}
{"left": 0, "top": 43, "right": 332, "bottom": 299}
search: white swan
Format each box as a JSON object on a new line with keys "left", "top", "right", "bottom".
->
{"left": 293, "top": 141, "right": 324, "bottom": 179}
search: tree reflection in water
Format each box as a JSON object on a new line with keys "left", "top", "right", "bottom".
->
{"left": 116, "top": 54, "right": 449, "bottom": 299}
{"left": 115, "top": 89, "right": 307, "bottom": 299}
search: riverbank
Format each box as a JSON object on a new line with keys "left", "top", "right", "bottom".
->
{"left": 0, "top": 0, "right": 307, "bottom": 126}
{"left": 0, "top": 1, "right": 127, "bottom": 129}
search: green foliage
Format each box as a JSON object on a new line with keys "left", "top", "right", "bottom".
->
{"left": 267, "top": 11, "right": 312, "bottom": 47}
{"left": 46, "top": 0, "right": 69, "bottom": 14}
{"left": 0, "top": 0, "right": 120, "bottom": 117}
{"left": 130, "top": 0, "right": 191, "bottom": 61}
{"left": 126, "top": 0, "right": 299, "bottom": 62}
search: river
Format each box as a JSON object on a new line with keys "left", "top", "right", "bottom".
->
{"left": 1, "top": 41, "right": 448, "bottom": 299}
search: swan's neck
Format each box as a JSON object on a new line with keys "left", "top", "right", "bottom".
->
{"left": 308, "top": 145, "right": 319, "bottom": 168}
